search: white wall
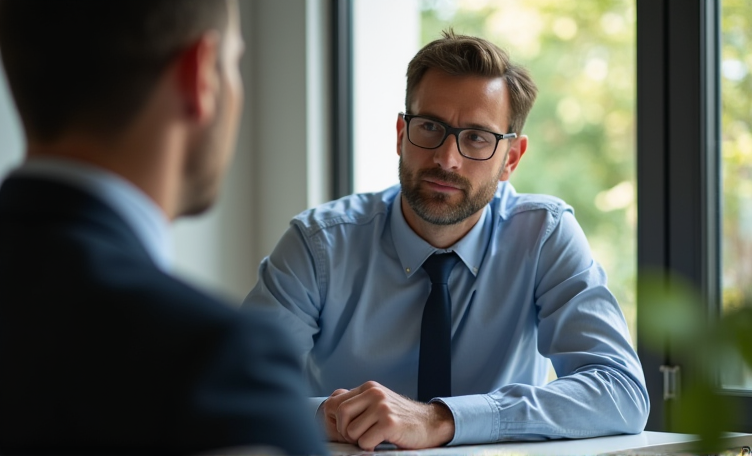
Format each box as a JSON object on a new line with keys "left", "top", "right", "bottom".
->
{"left": 0, "top": 0, "right": 331, "bottom": 304}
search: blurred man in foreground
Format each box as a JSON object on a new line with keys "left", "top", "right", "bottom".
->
{"left": 0, "top": 1, "right": 325, "bottom": 454}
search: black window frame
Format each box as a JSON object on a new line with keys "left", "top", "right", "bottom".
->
{"left": 638, "top": 0, "right": 752, "bottom": 432}
{"left": 331, "top": 0, "right": 354, "bottom": 199}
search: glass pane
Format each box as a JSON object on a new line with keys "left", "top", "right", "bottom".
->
{"left": 720, "top": 0, "right": 752, "bottom": 390}
{"left": 354, "top": 0, "right": 638, "bottom": 350}
{"left": 352, "top": 0, "right": 420, "bottom": 193}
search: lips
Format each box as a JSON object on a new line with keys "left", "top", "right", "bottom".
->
{"left": 424, "top": 178, "right": 460, "bottom": 191}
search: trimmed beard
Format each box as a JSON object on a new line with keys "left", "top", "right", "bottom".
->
{"left": 398, "top": 146, "right": 508, "bottom": 226}
{"left": 180, "top": 80, "right": 227, "bottom": 217}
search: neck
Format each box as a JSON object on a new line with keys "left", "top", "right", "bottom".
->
{"left": 25, "top": 120, "right": 186, "bottom": 220}
{"left": 400, "top": 195, "right": 483, "bottom": 249}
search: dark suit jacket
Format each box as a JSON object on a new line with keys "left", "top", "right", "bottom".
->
{"left": 0, "top": 176, "right": 326, "bottom": 455}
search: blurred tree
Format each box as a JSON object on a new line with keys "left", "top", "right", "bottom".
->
{"left": 722, "top": 0, "right": 752, "bottom": 308}
{"left": 420, "top": 0, "right": 637, "bottom": 339}
{"left": 720, "top": 0, "right": 752, "bottom": 389}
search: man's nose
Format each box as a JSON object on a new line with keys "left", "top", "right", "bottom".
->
{"left": 432, "top": 134, "right": 462, "bottom": 169}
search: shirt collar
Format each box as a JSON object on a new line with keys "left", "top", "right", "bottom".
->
{"left": 12, "top": 157, "right": 173, "bottom": 271}
{"left": 390, "top": 190, "right": 493, "bottom": 278}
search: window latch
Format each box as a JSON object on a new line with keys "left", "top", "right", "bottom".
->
{"left": 660, "top": 365, "right": 681, "bottom": 400}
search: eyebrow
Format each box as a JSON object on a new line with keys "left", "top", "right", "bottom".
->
{"left": 415, "top": 112, "right": 502, "bottom": 133}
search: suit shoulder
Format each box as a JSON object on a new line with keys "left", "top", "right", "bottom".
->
{"left": 123, "top": 268, "right": 242, "bottom": 325}
{"left": 128, "top": 274, "right": 326, "bottom": 455}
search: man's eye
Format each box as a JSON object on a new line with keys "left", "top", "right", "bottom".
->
{"left": 468, "top": 133, "right": 489, "bottom": 143}
{"left": 420, "top": 121, "right": 439, "bottom": 131}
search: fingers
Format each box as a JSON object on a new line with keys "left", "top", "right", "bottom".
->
{"left": 322, "top": 388, "right": 353, "bottom": 416}
{"left": 333, "top": 382, "right": 399, "bottom": 449}
{"left": 334, "top": 384, "right": 380, "bottom": 439}
{"left": 347, "top": 405, "right": 390, "bottom": 451}
{"left": 349, "top": 385, "right": 411, "bottom": 450}
{"left": 322, "top": 388, "right": 352, "bottom": 442}
{"left": 323, "top": 382, "right": 456, "bottom": 450}
{"left": 322, "top": 382, "right": 384, "bottom": 445}
{"left": 324, "top": 415, "right": 349, "bottom": 443}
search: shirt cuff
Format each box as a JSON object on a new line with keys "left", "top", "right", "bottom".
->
{"left": 310, "top": 396, "right": 327, "bottom": 419}
{"left": 434, "top": 394, "right": 496, "bottom": 446}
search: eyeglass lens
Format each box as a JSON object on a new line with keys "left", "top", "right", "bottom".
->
{"left": 407, "top": 117, "right": 497, "bottom": 160}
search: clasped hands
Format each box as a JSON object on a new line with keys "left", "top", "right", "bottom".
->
{"left": 320, "top": 381, "right": 455, "bottom": 451}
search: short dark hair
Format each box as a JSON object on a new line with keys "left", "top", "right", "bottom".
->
{"left": 0, "top": 0, "right": 229, "bottom": 141}
{"left": 406, "top": 29, "right": 538, "bottom": 134}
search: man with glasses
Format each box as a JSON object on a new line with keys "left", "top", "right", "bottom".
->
{"left": 244, "top": 30, "right": 649, "bottom": 450}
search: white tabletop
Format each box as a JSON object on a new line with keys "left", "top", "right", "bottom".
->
{"left": 329, "top": 431, "right": 752, "bottom": 455}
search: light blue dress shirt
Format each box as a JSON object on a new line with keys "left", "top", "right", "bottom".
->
{"left": 10, "top": 157, "right": 172, "bottom": 270}
{"left": 243, "top": 182, "right": 649, "bottom": 446}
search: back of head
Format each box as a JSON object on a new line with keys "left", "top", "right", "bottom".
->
{"left": 405, "top": 29, "right": 538, "bottom": 134}
{"left": 0, "top": 0, "right": 229, "bottom": 142}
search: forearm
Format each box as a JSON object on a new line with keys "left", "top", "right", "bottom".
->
{"left": 439, "top": 366, "right": 649, "bottom": 446}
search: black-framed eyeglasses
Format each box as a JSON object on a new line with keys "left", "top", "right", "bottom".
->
{"left": 400, "top": 113, "right": 517, "bottom": 161}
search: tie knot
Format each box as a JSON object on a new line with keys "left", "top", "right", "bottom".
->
{"left": 422, "top": 252, "right": 459, "bottom": 284}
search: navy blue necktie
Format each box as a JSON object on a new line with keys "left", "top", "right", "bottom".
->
{"left": 418, "top": 252, "right": 460, "bottom": 402}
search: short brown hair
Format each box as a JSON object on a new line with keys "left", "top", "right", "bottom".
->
{"left": 0, "top": 0, "right": 230, "bottom": 141}
{"left": 405, "top": 29, "right": 538, "bottom": 134}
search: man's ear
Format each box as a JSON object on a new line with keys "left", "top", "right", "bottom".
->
{"left": 499, "top": 135, "right": 528, "bottom": 181}
{"left": 396, "top": 114, "right": 406, "bottom": 157}
{"left": 175, "top": 31, "right": 221, "bottom": 125}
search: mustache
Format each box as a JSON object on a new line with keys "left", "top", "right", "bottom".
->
{"left": 417, "top": 167, "right": 470, "bottom": 190}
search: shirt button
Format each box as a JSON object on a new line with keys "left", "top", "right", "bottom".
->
{"left": 406, "top": 267, "right": 411, "bottom": 273}
{"left": 473, "top": 267, "right": 478, "bottom": 274}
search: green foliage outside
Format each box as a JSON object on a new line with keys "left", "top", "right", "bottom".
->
{"left": 720, "top": 0, "right": 752, "bottom": 390}
{"left": 721, "top": 0, "right": 752, "bottom": 312}
{"left": 420, "top": 0, "right": 637, "bottom": 339}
